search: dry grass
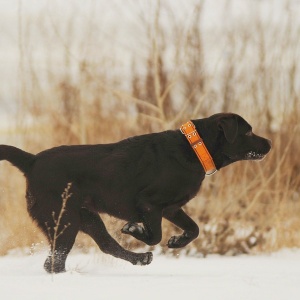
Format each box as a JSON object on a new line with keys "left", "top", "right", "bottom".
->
{"left": 0, "top": 165, "right": 45, "bottom": 254}
{"left": 0, "top": 0, "right": 299, "bottom": 256}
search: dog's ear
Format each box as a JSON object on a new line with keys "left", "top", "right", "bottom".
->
{"left": 218, "top": 116, "right": 238, "bottom": 144}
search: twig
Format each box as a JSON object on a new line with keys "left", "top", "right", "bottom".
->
{"left": 46, "top": 182, "right": 72, "bottom": 274}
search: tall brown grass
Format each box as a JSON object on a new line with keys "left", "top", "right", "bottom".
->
{"left": 0, "top": 0, "right": 299, "bottom": 256}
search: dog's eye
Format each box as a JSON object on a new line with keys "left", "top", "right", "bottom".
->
{"left": 245, "top": 131, "right": 253, "bottom": 136}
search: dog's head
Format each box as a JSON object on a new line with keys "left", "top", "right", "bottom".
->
{"left": 194, "top": 113, "right": 272, "bottom": 170}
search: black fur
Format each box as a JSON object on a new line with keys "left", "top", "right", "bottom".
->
{"left": 0, "top": 113, "right": 271, "bottom": 273}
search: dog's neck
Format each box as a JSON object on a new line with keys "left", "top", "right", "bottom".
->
{"left": 180, "top": 121, "right": 217, "bottom": 176}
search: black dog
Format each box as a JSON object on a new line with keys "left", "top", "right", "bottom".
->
{"left": 0, "top": 113, "right": 271, "bottom": 273}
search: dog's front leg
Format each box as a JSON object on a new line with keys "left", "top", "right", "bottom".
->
{"left": 122, "top": 203, "right": 163, "bottom": 246}
{"left": 163, "top": 208, "right": 199, "bottom": 248}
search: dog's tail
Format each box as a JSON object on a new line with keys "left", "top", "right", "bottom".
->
{"left": 0, "top": 145, "right": 35, "bottom": 174}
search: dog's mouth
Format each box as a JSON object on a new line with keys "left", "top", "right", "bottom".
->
{"left": 245, "top": 151, "right": 266, "bottom": 161}
{"left": 223, "top": 151, "right": 266, "bottom": 161}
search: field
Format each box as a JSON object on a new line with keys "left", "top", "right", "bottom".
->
{"left": 0, "top": 0, "right": 300, "bottom": 259}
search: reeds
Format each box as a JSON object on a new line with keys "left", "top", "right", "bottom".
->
{"left": 0, "top": 0, "right": 299, "bottom": 255}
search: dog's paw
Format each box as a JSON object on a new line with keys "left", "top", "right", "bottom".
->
{"left": 167, "top": 234, "right": 190, "bottom": 248}
{"left": 134, "top": 252, "right": 153, "bottom": 266}
{"left": 121, "top": 222, "right": 144, "bottom": 235}
{"left": 44, "top": 256, "right": 66, "bottom": 274}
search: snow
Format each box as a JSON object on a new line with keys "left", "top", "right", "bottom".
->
{"left": 0, "top": 249, "right": 300, "bottom": 300}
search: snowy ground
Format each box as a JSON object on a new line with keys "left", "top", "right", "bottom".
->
{"left": 1, "top": 249, "right": 300, "bottom": 300}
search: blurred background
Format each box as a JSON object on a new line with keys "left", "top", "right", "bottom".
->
{"left": 0, "top": 0, "right": 299, "bottom": 257}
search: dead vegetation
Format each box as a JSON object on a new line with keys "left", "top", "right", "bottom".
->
{"left": 0, "top": 0, "right": 299, "bottom": 256}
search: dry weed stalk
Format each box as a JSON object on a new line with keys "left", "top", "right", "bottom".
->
{"left": 46, "top": 182, "right": 72, "bottom": 274}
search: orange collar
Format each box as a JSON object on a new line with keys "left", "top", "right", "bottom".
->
{"left": 180, "top": 121, "right": 217, "bottom": 176}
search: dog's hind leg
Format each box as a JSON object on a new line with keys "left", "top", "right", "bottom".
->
{"left": 44, "top": 225, "right": 79, "bottom": 273}
{"left": 79, "top": 208, "right": 153, "bottom": 265}
{"left": 36, "top": 212, "right": 80, "bottom": 274}
{"left": 30, "top": 194, "right": 81, "bottom": 274}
